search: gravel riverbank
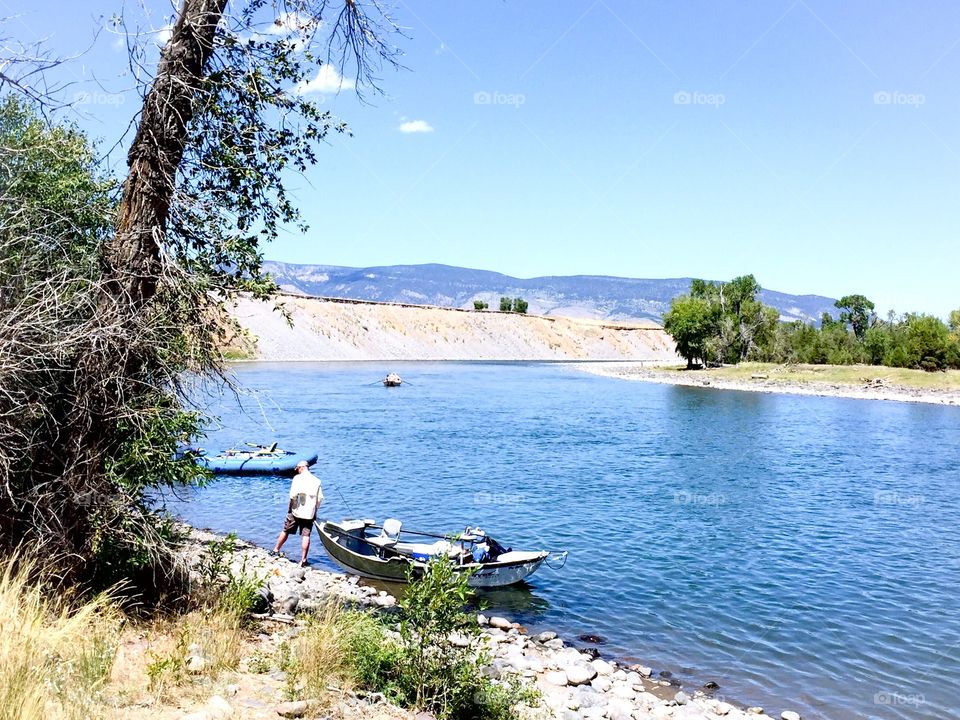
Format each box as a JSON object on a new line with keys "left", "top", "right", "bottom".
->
{"left": 574, "top": 363, "right": 960, "bottom": 406}
{"left": 183, "top": 527, "right": 806, "bottom": 720}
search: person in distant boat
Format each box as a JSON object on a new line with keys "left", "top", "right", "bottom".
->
{"left": 270, "top": 461, "right": 323, "bottom": 567}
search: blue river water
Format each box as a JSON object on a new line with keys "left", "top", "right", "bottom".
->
{"left": 165, "top": 361, "right": 960, "bottom": 720}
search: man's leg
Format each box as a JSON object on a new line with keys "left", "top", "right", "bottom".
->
{"left": 273, "top": 530, "right": 289, "bottom": 553}
{"left": 300, "top": 529, "right": 310, "bottom": 564}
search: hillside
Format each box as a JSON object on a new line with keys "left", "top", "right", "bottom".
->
{"left": 263, "top": 261, "right": 837, "bottom": 324}
{"left": 230, "top": 294, "right": 678, "bottom": 362}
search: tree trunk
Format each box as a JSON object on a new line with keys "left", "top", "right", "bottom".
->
{"left": 104, "top": 0, "right": 228, "bottom": 308}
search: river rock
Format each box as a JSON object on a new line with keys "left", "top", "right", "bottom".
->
{"left": 489, "top": 616, "right": 512, "bottom": 630}
{"left": 606, "top": 697, "right": 635, "bottom": 720}
{"left": 674, "top": 691, "right": 690, "bottom": 705}
{"left": 781, "top": 713, "right": 800, "bottom": 720}
{"left": 280, "top": 594, "right": 299, "bottom": 615}
{"left": 591, "top": 658, "right": 614, "bottom": 676}
{"left": 544, "top": 670, "right": 569, "bottom": 687}
{"left": 566, "top": 664, "right": 598, "bottom": 686}
{"left": 581, "top": 707, "right": 606, "bottom": 720}
{"left": 477, "top": 613, "right": 489, "bottom": 626}
{"left": 544, "top": 638, "right": 565, "bottom": 650}
{"left": 274, "top": 700, "right": 318, "bottom": 718}
{"left": 632, "top": 664, "right": 653, "bottom": 677}
{"left": 713, "top": 701, "right": 735, "bottom": 716}
{"left": 573, "top": 688, "right": 606, "bottom": 709}
{"left": 590, "top": 676, "right": 612, "bottom": 693}
{"left": 610, "top": 683, "right": 636, "bottom": 700}
{"left": 205, "top": 695, "right": 232, "bottom": 720}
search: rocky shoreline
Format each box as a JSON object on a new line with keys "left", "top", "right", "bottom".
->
{"left": 574, "top": 363, "right": 960, "bottom": 407}
{"left": 183, "top": 527, "right": 806, "bottom": 720}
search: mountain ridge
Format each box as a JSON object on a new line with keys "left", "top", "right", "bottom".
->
{"left": 263, "top": 261, "right": 837, "bottom": 324}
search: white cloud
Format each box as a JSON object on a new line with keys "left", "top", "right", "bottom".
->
{"left": 267, "top": 11, "right": 319, "bottom": 36}
{"left": 295, "top": 65, "right": 355, "bottom": 95}
{"left": 398, "top": 120, "right": 434, "bottom": 134}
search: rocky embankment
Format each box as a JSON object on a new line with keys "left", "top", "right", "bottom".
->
{"left": 182, "top": 528, "right": 804, "bottom": 720}
{"left": 227, "top": 295, "right": 678, "bottom": 363}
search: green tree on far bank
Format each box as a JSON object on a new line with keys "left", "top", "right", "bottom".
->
{"left": 663, "top": 274, "right": 777, "bottom": 367}
{"left": 499, "top": 296, "right": 511, "bottom": 311}
{"left": 835, "top": 294, "right": 876, "bottom": 340}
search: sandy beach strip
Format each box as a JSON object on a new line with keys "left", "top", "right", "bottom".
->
{"left": 574, "top": 362, "right": 960, "bottom": 407}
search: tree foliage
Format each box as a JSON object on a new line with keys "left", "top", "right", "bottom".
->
{"left": 663, "top": 274, "right": 777, "bottom": 367}
{"left": 0, "top": 0, "right": 403, "bottom": 590}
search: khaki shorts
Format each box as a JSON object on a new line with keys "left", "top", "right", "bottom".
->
{"left": 283, "top": 513, "right": 314, "bottom": 537}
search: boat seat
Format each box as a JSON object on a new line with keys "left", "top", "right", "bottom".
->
{"left": 367, "top": 518, "right": 402, "bottom": 551}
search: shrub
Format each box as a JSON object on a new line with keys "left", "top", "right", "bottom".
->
{"left": 473, "top": 300, "right": 488, "bottom": 311}
{"left": 285, "top": 559, "right": 538, "bottom": 719}
{"left": 499, "top": 297, "right": 512, "bottom": 312}
{"left": 511, "top": 298, "right": 528, "bottom": 314}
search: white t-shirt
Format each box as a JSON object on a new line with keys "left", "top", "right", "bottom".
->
{"left": 289, "top": 470, "right": 323, "bottom": 520}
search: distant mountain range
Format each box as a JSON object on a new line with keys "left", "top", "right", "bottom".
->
{"left": 263, "top": 261, "right": 837, "bottom": 324}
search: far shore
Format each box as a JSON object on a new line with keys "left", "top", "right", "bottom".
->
{"left": 574, "top": 361, "right": 960, "bottom": 406}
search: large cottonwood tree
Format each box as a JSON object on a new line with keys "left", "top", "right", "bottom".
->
{"left": 0, "top": 0, "right": 402, "bottom": 589}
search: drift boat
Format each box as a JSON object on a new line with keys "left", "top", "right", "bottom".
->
{"left": 318, "top": 518, "right": 566, "bottom": 588}
{"left": 190, "top": 443, "right": 319, "bottom": 476}
{"left": 383, "top": 373, "right": 402, "bottom": 387}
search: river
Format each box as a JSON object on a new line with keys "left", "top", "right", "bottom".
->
{"left": 166, "top": 361, "right": 960, "bottom": 720}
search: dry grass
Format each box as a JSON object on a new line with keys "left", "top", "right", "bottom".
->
{"left": 0, "top": 558, "right": 123, "bottom": 720}
{"left": 285, "top": 601, "right": 357, "bottom": 701}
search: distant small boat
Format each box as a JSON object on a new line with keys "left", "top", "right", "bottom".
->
{"left": 188, "top": 443, "right": 319, "bottom": 475}
{"left": 383, "top": 373, "right": 402, "bottom": 387}
{"left": 318, "top": 518, "right": 565, "bottom": 588}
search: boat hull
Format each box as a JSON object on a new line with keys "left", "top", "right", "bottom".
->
{"left": 197, "top": 450, "right": 319, "bottom": 475}
{"left": 318, "top": 521, "right": 547, "bottom": 588}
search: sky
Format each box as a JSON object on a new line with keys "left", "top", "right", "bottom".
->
{"left": 5, "top": 0, "right": 960, "bottom": 318}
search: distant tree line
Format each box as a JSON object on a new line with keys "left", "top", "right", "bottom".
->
{"left": 663, "top": 276, "right": 960, "bottom": 371}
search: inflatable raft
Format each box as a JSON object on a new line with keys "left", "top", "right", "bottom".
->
{"left": 189, "top": 444, "right": 319, "bottom": 476}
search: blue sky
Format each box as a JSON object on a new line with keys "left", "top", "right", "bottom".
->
{"left": 6, "top": 1, "right": 960, "bottom": 317}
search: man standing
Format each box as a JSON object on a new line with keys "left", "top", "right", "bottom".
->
{"left": 270, "top": 461, "right": 322, "bottom": 567}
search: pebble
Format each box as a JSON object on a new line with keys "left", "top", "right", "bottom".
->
{"left": 675, "top": 691, "right": 690, "bottom": 705}
{"left": 185, "top": 655, "right": 207, "bottom": 674}
{"left": 477, "top": 613, "right": 489, "bottom": 626}
{"left": 633, "top": 664, "right": 653, "bottom": 677}
{"left": 781, "top": 713, "right": 801, "bottom": 720}
{"left": 714, "top": 701, "right": 735, "bottom": 716}
{"left": 536, "top": 631, "right": 558, "bottom": 643}
{"left": 544, "top": 638, "right": 565, "bottom": 650}
{"left": 489, "top": 616, "right": 512, "bottom": 630}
